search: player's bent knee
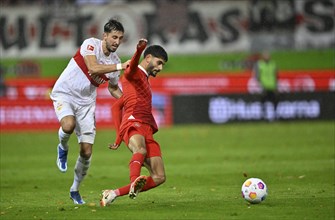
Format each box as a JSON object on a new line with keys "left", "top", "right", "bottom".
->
{"left": 132, "top": 146, "right": 147, "bottom": 156}
{"left": 152, "top": 174, "right": 166, "bottom": 186}
{"left": 79, "top": 142, "right": 93, "bottom": 159}
{"left": 80, "top": 151, "right": 92, "bottom": 160}
{"left": 61, "top": 117, "right": 76, "bottom": 133}
{"left": 62, "top": 124, "right": 75, "bottom": 134}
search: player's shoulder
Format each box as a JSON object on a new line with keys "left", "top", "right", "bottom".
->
{"left": 82, "top": 37, "right": 101, "bottom": 47}
{"left": 80, "top": 38, "right": 101, "bottom": 55}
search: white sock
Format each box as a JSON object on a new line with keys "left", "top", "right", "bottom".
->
{"left": 70, "top": 156, "right": 91, "bottom": 192}
{"left": 58, "top": 127, "right": 70, "bottom": 151}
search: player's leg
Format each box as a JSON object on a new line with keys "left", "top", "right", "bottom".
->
{"left": 100, "top": 124, "right": 149, "bottom": 206}
{"left": 100, "top": 155, "right": 165, "bottom": 206}
{"left": 69, "top": 103, "right": 96, "bottom": 204}
{"left": 141, "top": 136, "right": 166, "bottom": 191}
{"left": 128, "top": 133, "right": 147, "bottom": 182}
{"left": 260, "top": 91, "right": 267, "bottom": 119}
{"left": 142, "top": 156, "right": 166, "bottom": 191}
{"left": 53, "top": 100, "right": 76, "bottom": 172}
{"left": 127, "top": 132, "right": 148, "bottom": 198}
{"left": 265, "top": 91, "right": 276, "bottom": 121}
{"left": 269, "top": 91, "right": 278, "bottom": 113}
{"left": 59, "top": 116, "right": 75, "bottom": 149}
{"left": 101, "top": 138, "right": 145, "bottom": 205}
{"left": 129, "top": 134, "right": 165, "bottom": 198}
{"left": 70, "top": 142, "right": 92, "bottom": 204}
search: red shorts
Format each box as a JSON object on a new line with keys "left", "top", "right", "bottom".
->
{"left": 121, "top": 121, "right": 162, "bottom": 158}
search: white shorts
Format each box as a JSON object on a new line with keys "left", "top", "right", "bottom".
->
{"left": 52, "top": 98, "right": 96, "bottom": 144}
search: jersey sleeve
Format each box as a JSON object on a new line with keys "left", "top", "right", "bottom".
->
{"left": 112, "top": 97, "right": 124, "bottom": 145}
{"left": 112, "top": 97, "right": 124, "bottom": 132}
{"left": 80, "top": 38, "right": 98, "bottom": 57}
{"left": 125, "top": 43, "right": 147, "bottom": 79}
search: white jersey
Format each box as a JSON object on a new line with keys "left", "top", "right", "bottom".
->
{"left": 50, "top": 37, "right": 121, "bottom": 105}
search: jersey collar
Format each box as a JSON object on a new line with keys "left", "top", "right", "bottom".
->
{"left": 138, "top": 65, "right": 148, "bottom": 77}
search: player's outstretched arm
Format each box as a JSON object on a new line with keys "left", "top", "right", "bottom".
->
{"left": 126, "top": 39, "right": 148, "bottom": 77}
{"left": 84, "top": 55, "right": 130, "bottom": 76}
{"left": 111, "top": 97, "right": 124, "bottom": 134}
{"left": 108, "top": 97, "right": 124, "bottom": 150}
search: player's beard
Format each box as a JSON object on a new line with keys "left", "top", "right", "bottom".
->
{"left": 149, "top": 71, "right": 157, "bottom": 77}
{"left": 148, "top": 64, "right": 159, "bottom": 77}
{"left": 106, "top": 40, "right": 117, "bottom": 53}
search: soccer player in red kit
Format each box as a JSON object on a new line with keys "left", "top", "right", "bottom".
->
{"left": 100, "top": 39, "right": 168, "bottom": 206}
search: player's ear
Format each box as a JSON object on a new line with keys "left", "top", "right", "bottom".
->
{"left": 145, "top": 54, "right": 152, "bottom": 63}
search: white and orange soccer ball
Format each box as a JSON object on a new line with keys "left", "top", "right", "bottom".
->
{"left": 241, "top": 178, "right": 268, "bottom": 204}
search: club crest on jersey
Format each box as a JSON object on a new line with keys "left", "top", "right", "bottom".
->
{"left": 87, "top": 45, "right": 94, "bottom": 51}
{"left": 133, "top": 122, "right": 141, "bottom": 127}
{"left": 56, "top": 102, "right": 63, "bottom": 111}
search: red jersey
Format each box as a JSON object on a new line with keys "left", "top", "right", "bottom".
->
{"left": 119, "top": 43, "right": 158, "bottom": 134}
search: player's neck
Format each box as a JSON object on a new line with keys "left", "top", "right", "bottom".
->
{"left": 138, "top": 64, "right": 149, "bottom": 77}
{"left": 102, "top": 41, "right": 111, "bottom": 57}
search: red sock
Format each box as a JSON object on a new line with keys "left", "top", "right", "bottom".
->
{"left": 115, "top": 185, "right": 131, "bottom": 196}
{"left": 115, "top": 176, "right": 156, "bottom": 197}
{"left": 129, "top": 153, "right": 145, "bottom": 182}
{"left": 141, "top": 176, "right": 157, "bottom": 192}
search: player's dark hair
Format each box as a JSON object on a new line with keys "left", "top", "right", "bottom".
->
{"left": 104, "top": 18, "right": 124, "bottom": 33}
{"left": 144, "top": 45, "right": 168, "bottom": 62}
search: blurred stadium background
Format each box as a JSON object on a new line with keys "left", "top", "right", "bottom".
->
{"left": 0, "top": 0, "right": 334, "bottom": 130}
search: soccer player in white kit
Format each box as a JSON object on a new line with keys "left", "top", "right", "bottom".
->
{"left": 50, "top": 19, "right": 129, "bottom": 204}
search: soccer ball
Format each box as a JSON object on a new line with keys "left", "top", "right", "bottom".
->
{"left": 241, "top": 178, "right": 268, "bottom": 204}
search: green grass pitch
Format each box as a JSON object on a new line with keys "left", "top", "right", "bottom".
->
{"left": 1, "top": 49, "right": 334, "bottom": 78}
{"left": 0, "top": 121, "right": 334, "bottom": 219}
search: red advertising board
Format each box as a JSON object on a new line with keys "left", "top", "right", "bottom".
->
{"left": 153, "top": 70, "right": 334, "bottom": 94}
{"left": 0, "top": 70, "right": 334, "bottom": 131}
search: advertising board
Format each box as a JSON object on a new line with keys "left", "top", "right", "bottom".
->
{"left": 173, "top": 92, "right": 334, "bottom": 124}
{"left": 0, "top": 70, "right": 333, "bottom": 130}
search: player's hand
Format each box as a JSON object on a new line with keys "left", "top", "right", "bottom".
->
{"left": 137, "top": 38, "right": 147, "bottom": 49}
{"left": 122, "top": 60, "right": 131, "bottom": 70}
{"left": 108, "top": 143, "right": 120, "bottom": 150}
{"left": 108, "top": 134, "right": 122, "bottom": 150}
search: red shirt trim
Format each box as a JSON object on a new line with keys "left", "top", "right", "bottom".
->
{"left": 73, "top": 48, "right": 100, "bottom": 87}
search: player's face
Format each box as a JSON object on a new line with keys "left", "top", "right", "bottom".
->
{"left": 147, "top": 57, "right": 166, "bottom": 77}
{"left": 104, "top": 31, "right": 124, "bottom": 53}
